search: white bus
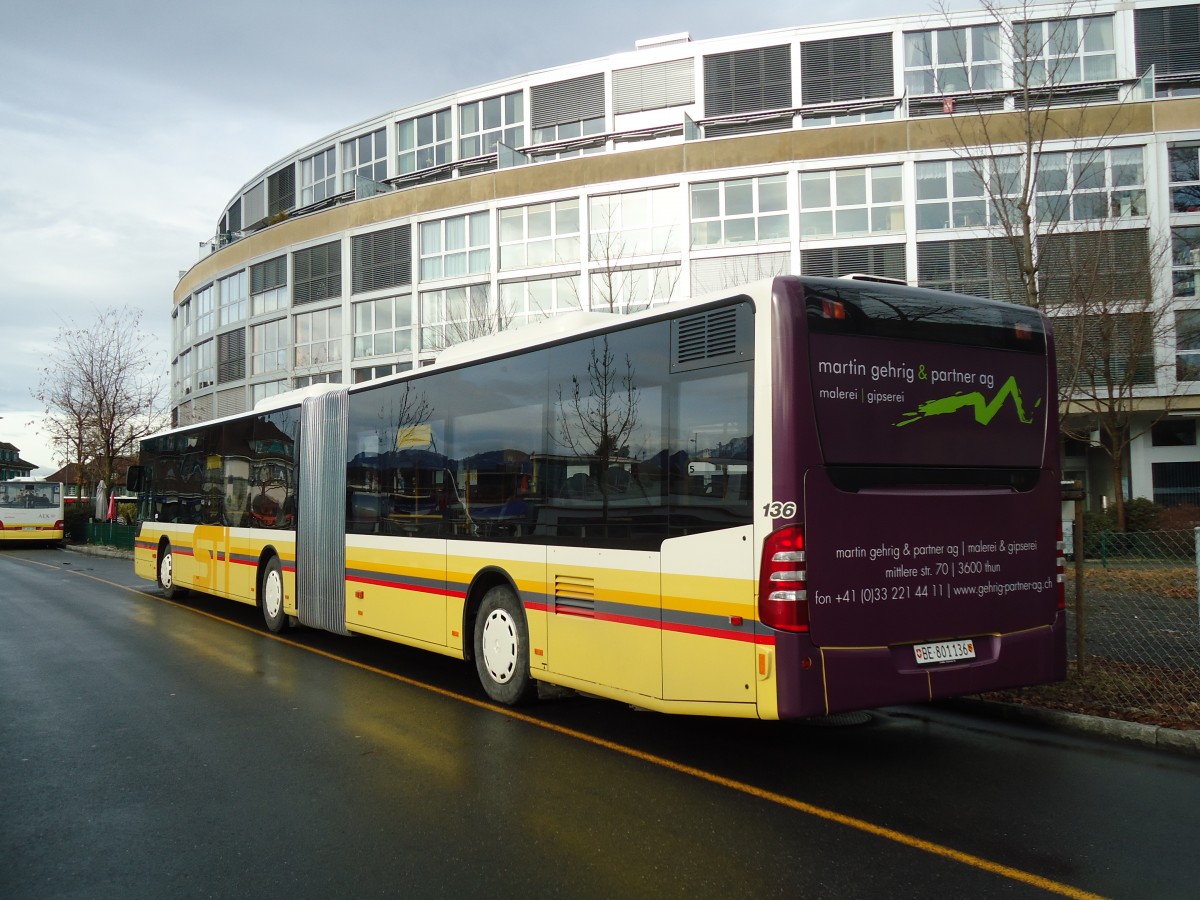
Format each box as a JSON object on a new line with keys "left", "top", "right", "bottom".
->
{"left": 0, "top": 478, "right": 65, "bottom": 545}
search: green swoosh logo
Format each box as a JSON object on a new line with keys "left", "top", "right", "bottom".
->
{"left": 896, "top": 376, "right": 1039, "bottom": 428}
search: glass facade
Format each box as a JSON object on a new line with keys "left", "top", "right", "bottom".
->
{"left": 176, "top": 0, "right": 1200, "bottom": 523}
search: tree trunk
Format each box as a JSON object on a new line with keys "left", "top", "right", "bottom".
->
{"left": 1111, "top": 449, "right": 1126, "bottom": 532}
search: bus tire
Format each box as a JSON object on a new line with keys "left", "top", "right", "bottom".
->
{"left": 473, "top": 585, "right": 536, "bottom": 706}
{"left": 158, "top": 544, "right": 180, "bottom": 599}
{"left": 259, "top": 556, "right": 288, "bottom": 634}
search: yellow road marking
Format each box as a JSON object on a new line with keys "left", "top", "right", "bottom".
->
{"left": 37, "top": 556, "right": 1105, "bottom": 900}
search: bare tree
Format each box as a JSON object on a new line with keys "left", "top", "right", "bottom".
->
{"left": 585, "top": 190, "right": 682, "bottom": 313}
{"left": 422, "top": 283, "right": 513, "bottom": 353}
{"left": 1049, "top": 224, "right": 1175, "bottom": 530}
{"left": 34, "top": 307, "right": 168, "bottom": 495}
{"left": 555, "top": 335, "right": 640, "bottom": 521}
{"left": 917, "top": 0, "right": 1168, "bottom": 525}
{"left": 917, "top": 0, "right": 1141, "bottom": 310}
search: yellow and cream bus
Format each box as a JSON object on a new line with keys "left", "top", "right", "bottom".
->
{"left": 130, "top": 276, "right": 1065, "bottom": 718}
{"left": 0, "top": 478, "right": 65, "bottom": 545}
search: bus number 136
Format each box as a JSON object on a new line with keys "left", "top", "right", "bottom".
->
{"left": 763, "top": 501, "right": 797, "bottom": 518}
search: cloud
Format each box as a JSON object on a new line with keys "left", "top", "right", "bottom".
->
{"left": 0, "top": 0, "right": 911, "bottom": 470}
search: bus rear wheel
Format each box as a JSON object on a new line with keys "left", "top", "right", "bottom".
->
{"left": 259, "top": 556, "right": 288, "bottom": 633}
{"left": 158, "top": 544, "right": 180, "bottom": 599}
{"left": 474, "top": 585, "right": 536, "bottom": 706}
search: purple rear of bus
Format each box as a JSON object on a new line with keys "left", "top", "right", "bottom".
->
{"left": 763, "top": 276, "right": 1065, "bottom": 718}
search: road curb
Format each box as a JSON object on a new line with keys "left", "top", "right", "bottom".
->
{"left": 947, "top": 698, "right": 1200, "bottom": 757}
{"left": 65, "top": 543, "right": 134, "bottom": 561}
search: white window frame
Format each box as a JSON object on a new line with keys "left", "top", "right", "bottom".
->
{"left": 251, "top": 380, "right": 288, "bottom": 406}
{"left": 300, "top": 146, "right": 337, "bottom": 206}
{"left": 915, "top": 156, "right": 1021, "bottom": 231}
{"left": 904, "top": 24, "right": 1001, "bottom": 96}
{"left": 500, "top": 275, "right": 581, "bottom": 329}
{"left": 589, "top": 186, "right": 681, "bottom": 261}
{"left": 799, "top": 165, "right": 904, "bottom": 238}
{"left": 1016, "top": 15, "right": 1116, "bottom": 87}
{"left": 1172, "top": 227, "right": 1200, "bottom": 300}
{"left": 342, "top": 128, "right": 388, "bottom": 191}
{"left": 419, "top": 283, "right": 492, "bottom": 351}
{"left": 218, "top": 270, "right": 247, "bottom": 327}
{"left": 196, "top": 339, "right": 215, "bottom": 391}
{"left": 250, "top": 318, "right": 289, "bottom": 376}
{"left": 179, "top": 349, "right": 194, "bottom": 396}
{"left": 459, "top": 91, "right": 524, "bottom": 158}
{"left": 498, "top": 199, "right": 581, "bottom": 270}
{"left": 398, "top": 109, "right": 451, "bottom": 175}
{"left": 1034, "top": 146, "right": 1146, "bottom": 223}
{"left": 588, "top": 264, "right": 680, "bottom": 314}
{"left": 690, "top": 174, "right": 789, "bottom": 249}
{"left": 194, "top": 284, "right": 215, "bottom": 336}
{"left": 294, "top": 306, "right": 342, "bottom": 369}
{"left": 419, "top": 212, "right": 490, "bottom": 281}
{"left": 353, "top": 294, "right": 414, "bottom": 360}
{"left": 1169, "top": 143, "right": 1200, "bottom": 214}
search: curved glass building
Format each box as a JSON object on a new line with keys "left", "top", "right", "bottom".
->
{"left": 173, "top": 0, "right": 1200, "bottom": 508}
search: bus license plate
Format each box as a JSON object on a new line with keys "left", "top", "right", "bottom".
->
{"left": 21, "top": 527, "right": 37, "bottom": 532}
{"left": 914, "top": 639, "right": 975, "bottom": 665}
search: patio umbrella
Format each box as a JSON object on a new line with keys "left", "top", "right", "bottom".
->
{"left": 107, "top": 492, "right": 117, "bottom": 522}
{"left": 94, "top": 479, "right": 107, "bottom": 521}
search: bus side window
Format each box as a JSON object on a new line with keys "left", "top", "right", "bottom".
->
{"left": 670, "top": 368, "right": 753, "bottom": 527}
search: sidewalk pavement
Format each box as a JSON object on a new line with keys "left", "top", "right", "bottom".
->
{"left": 948, "top": 699, "right": 1200, "bottom": 758}
{"left": 73, "top": 543, "right": 1199, "bottom": 756}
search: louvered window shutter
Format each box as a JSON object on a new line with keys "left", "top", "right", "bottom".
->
{"left": 703, "top": 45, "right": 792, "bottom": 116}
{"left": 293, "top": 241, "right": 342, "bottom": 305}
{"left": 801, "top": 33, "right": 894, "bottom": 104}
{"left": 251, "top": 256, "right": 287, "bottom": 295}
{"left": 613, "top": 58, "right": 695, "bottom": 114}
{"left": 1135, "top": 5, "right": 1200, "bottom": 76}
{"left": 917, "top": 237, "right": 1025, "bottom": 302}
{"left": 531, "top": 73, "right": 605, "bottom": 127}
{"left": 217, "top": 329, "right": 246, "bottom": 384}
{"left": 802, "top": 245, "right": 907, "bottom": 281}
{"left": 352, "top": 224, "right": 411, "bottom": 294}
{"left": 244, "top": 182, "right": 266, "bottom": 227}
{"left": 268, "top": 165, "right": 296, "bottom": 216}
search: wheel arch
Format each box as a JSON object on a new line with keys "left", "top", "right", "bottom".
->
{"left": 461, "top": 565, "right": 522, "bottom": 663}
{"left": 255, "top": 544, "right": 282, "bottom": 597}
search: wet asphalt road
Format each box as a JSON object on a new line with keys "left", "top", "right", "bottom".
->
{"left": 2, "top": 546, "right": 1198, "bottom": 899}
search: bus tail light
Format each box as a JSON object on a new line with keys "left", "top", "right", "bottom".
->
{"left": 55, "top": 520, "right": 64, "bottom": 532}
{"left": 759, "top": 525, "right": 808, "bottom": 633}
{"left": 1056, "top": 523, "right": 1066, "bottom": 611}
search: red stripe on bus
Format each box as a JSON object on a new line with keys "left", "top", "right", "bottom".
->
{"left": 347, "top": 574, "right": 467, "bottom": 600}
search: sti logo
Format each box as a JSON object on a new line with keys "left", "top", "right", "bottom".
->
{"left": 896, "top": 376, "right": 1040, "bottom": 428}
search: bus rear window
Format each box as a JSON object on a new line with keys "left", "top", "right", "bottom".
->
{"left": 802, "top": 279, "right": 1046, "bottom": 353}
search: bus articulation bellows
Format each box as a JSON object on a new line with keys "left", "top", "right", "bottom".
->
{"left": 130, "top": 275, "right": 1065, "bottom": 718}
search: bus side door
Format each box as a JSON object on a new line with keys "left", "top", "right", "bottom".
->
{"left": 661, "top": 526, "right": 757, "bottom": 704}
{"left": 193, "top": 524, "right": 231, "bottom": 597}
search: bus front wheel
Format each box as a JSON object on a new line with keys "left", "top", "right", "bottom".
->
{"left": 259, "top": 556, "right": 288, "bottom": 633}
{"left": 158, "top": 544, "right": 180, "bottom": 599}
{"left": 473, "top": 586, "right": 536, "bottom": 706}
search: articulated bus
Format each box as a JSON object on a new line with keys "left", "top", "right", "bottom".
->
{"left": 0, "top": 478, "right": 65, "bottom": 545}
{"left": 130, "top": 275, "right": 1065, "bottom": 718}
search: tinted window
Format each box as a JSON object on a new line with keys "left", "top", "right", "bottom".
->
{"left": 343, "top": 308, "right": 754, "bottom": 548}
{"left": 802, "top": 278, "right": 1046, "bottom": 352}
{"left": 138, "top": 410, "right": 300, "bottom": 528}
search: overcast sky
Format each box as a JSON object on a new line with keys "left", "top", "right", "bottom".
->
{"left": 0, "top": 0, "right": 960, "bottom": 475}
